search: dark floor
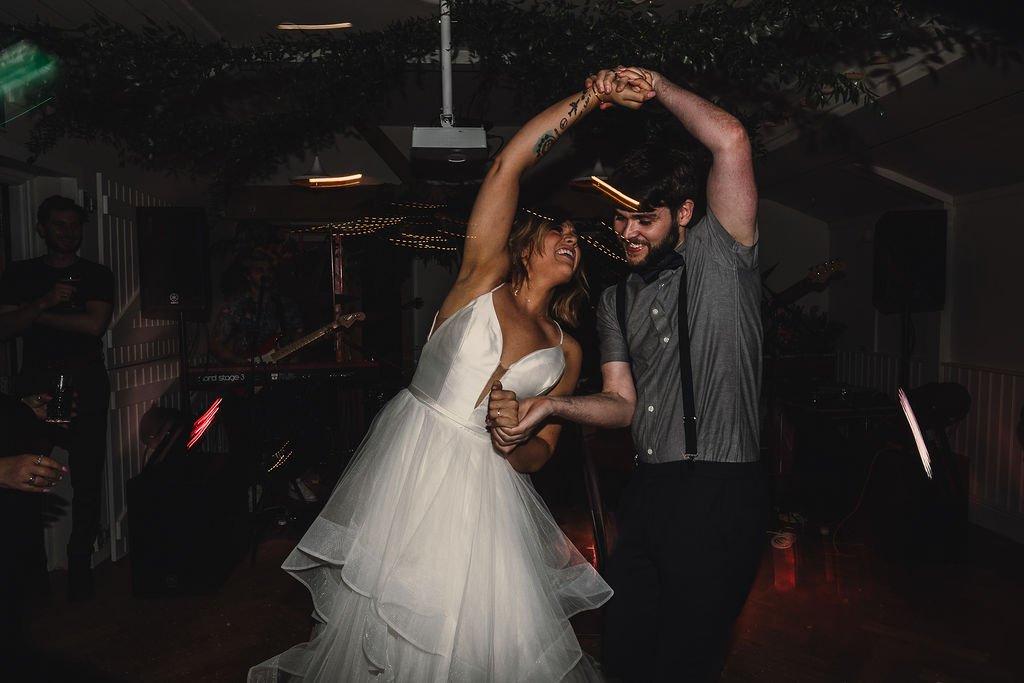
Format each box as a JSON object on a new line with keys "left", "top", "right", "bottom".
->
{"left": 16, "top": 434, "right": 1024, "bottom": 683}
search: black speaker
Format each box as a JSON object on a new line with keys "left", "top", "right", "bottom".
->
{"left": 137, "top": 207, "right": 210, "bottom": 320}
{"left": 873, "top": 210, "right": 946, "bottom": 313}
{"left": 127, "top": 451, "right": 245, "bottom": 597}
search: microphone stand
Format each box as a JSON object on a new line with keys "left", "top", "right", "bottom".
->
{"left": 177, "top": 310, "right": 190, "bottom": 399}
{"left": 246, "top": 277, "right": 269, "bottom": 528}
{"left": 246, "top": 276, "right": 269, "bottom": 399}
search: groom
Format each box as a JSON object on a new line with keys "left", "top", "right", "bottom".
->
{"left": 488, "top": 66, "right": 768, "bottom": 682}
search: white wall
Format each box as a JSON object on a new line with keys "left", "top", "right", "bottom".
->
{"left": 0, "top": 126, "right": 209, "bottom": 208}
{"left": 942, "top": 184, "right": 1024, "bottom": 542}
{"left": 946, "top": 183, "right": 1024, "bottom": 373}
{"left": 825, "top": 184, "right": 1024, "bottom": 541}
{"left": 1, "top": 118, "right": 210, "bottom": 569}
{"left": 827, "top": 211, "right": 878, "bottom": 354}
{"left": 829, "top": 200, "right": 943, "bottom": 367}
{"left": 255, "top": 125, "right": 523, "bottom": 189}
{"left": 256, "top": 130, "right": 405, "bottom": 186}
{"left": 824, "top": 181, "right": 1024, "bottom": 375}
{"left": 757, "top": 199, "right": 831, "bottom": 313}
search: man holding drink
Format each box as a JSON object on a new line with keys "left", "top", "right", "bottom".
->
{"left": 0, "top": 194, "right": 114, "bottom": 600}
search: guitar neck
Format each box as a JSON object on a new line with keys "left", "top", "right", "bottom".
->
{"left": 259, "top": 312, "right": 363, "bottom": 364}
{"left": 768, "top": 259, "right": 845, "bottom": 311}
{"left": 264, "top": 323, "right": 337, "bottom": 363}
{"left": 772, "top": 279, "right": 814, "bottom": 310}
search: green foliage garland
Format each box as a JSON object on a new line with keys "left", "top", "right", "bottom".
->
{"left": 4, "top": 0, "right": 1018, "bottom": 186}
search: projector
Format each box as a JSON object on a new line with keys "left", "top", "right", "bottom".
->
{"left": 411, "top": 126, "right": 488, "bottom": 181}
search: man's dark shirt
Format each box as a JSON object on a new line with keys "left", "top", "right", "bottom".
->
{"left": 0, "top": 257, "right": 114, "bottom": 367}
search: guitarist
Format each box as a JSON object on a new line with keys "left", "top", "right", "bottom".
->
{"left": 209, "top": 253, "right": 314, "bottom": 515}
{"left": 209, "top": 254, "right": 304, "bottom": 367}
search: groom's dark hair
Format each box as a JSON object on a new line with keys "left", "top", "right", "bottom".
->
{"left": 610, "top": 144, "right": 707, "bottom": 222}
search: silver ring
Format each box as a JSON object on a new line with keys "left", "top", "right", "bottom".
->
{"left": 496, "top": 409, "right": 501, "bottom": 416}
{"left": 28, "top": 474, "right": 36, "bottom": 484}
{"left": 34, "top": 454, "right": 43, "bottom": 465}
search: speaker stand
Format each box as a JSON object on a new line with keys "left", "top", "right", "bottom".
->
{"left": 178, "top": 310, "right": 191, "bottom": 398}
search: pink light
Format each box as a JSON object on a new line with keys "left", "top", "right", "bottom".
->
{"left": 187, "top": 397, "right": 222, "bottom": 450}
{"left": 897, "top": 387, "right": 933, "bottom": 479}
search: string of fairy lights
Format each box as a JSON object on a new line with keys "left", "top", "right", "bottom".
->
{"left": 581, "top": 232, "right": 628, "bottom": 263}
{"left": 389, "top": 237, "right": 460, "bottom": 252}
{"left": 398, "top": 232, "right": 446, "bottom": 241}
{"left": 295, "top": 215, "right": 407, "bottom": 236}
{"left": 265, "top": 440, "right": 294, "bottom": 473}
{"left": 293, "top": 201, "right": 628, "bottom": 262}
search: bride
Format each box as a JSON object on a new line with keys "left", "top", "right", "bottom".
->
{"left": 249, "top": 76, "right": 649, "bottom": 682}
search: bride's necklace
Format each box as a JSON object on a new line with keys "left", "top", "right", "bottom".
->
{"left": 512, "top": 283, "right": 533, "bottom": 305}
{"left": 512, "top": 285, "right": 556, "bottom": 330}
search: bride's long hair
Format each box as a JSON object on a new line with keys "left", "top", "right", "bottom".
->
{"left": 507, "top": 209, "right": 589, "bottom": 328}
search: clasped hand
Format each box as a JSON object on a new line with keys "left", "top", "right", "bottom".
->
{"left": 484, "top": 382, "right": 551, "bottom": 457}
{"left": 588, "top": 65, "right": 658, "bottom": 110}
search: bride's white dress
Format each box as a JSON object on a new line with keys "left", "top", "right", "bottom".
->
{"left": 249, "top": 287, "right": 612, "bottom": 682}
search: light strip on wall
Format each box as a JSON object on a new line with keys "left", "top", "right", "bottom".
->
{"left": 290, "top": 173, "right": 363, "bottom": 189}
{"left": 277, "top": 22, "right": 353, "bottom": 30}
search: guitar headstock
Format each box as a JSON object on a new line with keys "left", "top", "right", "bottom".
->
{"left": 806, "top": 259, "right": 846, "bottom": 284}
{"left": 335, "top": 312, "right": 366, "bottom": 329}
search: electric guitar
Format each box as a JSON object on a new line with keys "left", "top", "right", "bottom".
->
{"left": 765, "top": 259, "right": 846, "bottom": 312}
{"left": 255, "top": 312, "right": 365, "bottom": 364}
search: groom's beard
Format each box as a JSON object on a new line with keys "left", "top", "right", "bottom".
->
{"left": 628, "top": 215, "right": 681, "bottom": 270}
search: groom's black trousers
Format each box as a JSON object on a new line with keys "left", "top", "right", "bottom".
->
{"left": 602, "top": 458, "right": 769, "bottom": 682}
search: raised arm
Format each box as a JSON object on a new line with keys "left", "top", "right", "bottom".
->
{"left": 437, "top": 81, "right": 648, "bottom": 320}
{"left": 600, "top": 66, "right": 758, "bottom": 246}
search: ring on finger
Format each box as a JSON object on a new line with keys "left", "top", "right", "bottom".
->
{"left": 34, "top": 454, "right": 43, "bottom": 465}
{"left": 28, "top": 473, "right": 36, "bottom": 484}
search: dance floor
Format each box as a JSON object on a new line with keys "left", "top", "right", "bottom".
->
{"left": 19, "top": 435, "right": 1024, "bottom": 682}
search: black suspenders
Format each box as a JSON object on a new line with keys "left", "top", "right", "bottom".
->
{"left": 616, "top": 270, "right": 699, "bottom": 458}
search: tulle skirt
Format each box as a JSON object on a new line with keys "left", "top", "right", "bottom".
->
{"left": 248, "top": 389, "right": 611, "bottom": 682}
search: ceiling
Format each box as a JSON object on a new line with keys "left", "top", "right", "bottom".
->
{"left": 6, "top": 1, "right": 435, "bottom": 40}
{"left": 6, "top": 1, "right": 702, "bottom": 43}
{"left": 6, "top": 1, "right": 1023, "bottom": 223}
{"left": 756, "top": 54, "right": 1024, "bottom": 222}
